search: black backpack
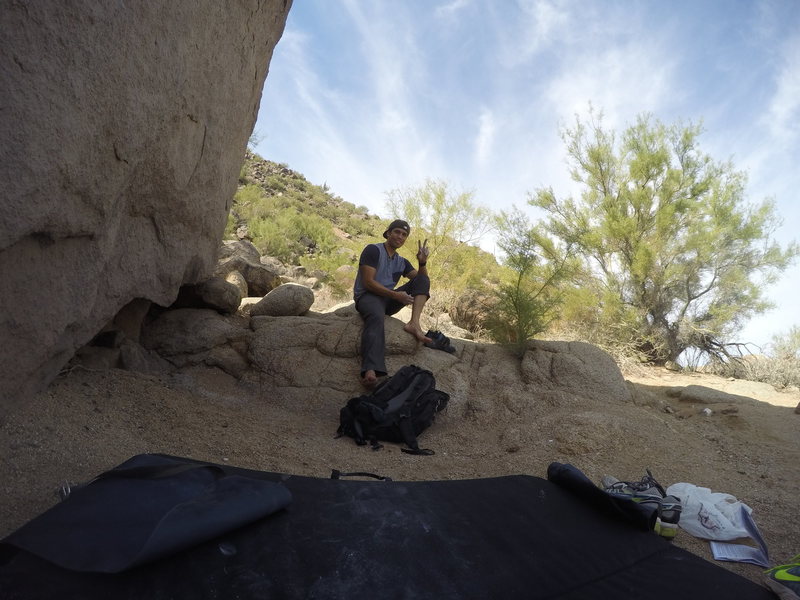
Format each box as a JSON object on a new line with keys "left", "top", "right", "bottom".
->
{"left": 338, "top": 365, "right": 449, "bottom": 455}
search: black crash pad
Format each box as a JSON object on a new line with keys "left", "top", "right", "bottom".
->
{"left": 0, "top": 454, "right": 773, "bottom": 599}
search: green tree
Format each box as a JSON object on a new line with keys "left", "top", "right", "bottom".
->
{"left": 531, "top": 110, "right": 798, "bottom": 363}
{"left": 385, "top": 179, "right": 495, "bottom": 289}
{"left": 486, "top": 209, "right": 575, "bottom": 356}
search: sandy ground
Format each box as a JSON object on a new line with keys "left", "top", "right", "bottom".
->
{"left": 1, "top": 363, "right": 798, "bottom": 591}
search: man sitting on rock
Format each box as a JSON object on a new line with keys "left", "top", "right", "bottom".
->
{"left": 354, "top": 219, "right": 431, "bottom": 387}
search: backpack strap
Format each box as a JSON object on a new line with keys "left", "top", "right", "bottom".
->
{"left": 353, "top": 419, "right": 368, "bottom": 446}
{"left": 397, "top": 418, "right": 435, "bottom": 455}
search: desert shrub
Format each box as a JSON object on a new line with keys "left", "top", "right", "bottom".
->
{"left": 485, "top": 273, "right": 555, "bottom": 356}
{"left": 485, "top": 209, "right": 575, "bottom": 357}
{"left": 704, "top": 326, "right": 800, "bottom": 388}
{"left": 247, "top": 208, "right": 336, "bottom": 264}
{"left": 736, "top": 356, "right": 800, "bottom": 389}
{"left": 224, "top": 211, "right": 238, "bottom": 238}
{"left": 238, "top": 163, "right": 251, "bottom": 185}
{"left": 449, "top": 288, "right": 497, "bottom": 333}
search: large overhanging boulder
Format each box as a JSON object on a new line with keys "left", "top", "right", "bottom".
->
{"left": 0, "top": 1, "right": 292, "bottom": 407}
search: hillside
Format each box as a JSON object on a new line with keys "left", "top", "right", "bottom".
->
{"left": 228, "top": 152, "right": 384, "bottom": 296}
{"left": 228, "top": 152, "right": 503, "bottom": 321}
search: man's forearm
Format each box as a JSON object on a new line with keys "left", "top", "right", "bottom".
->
{"left": 363, "top": 277, "right": 398, "bottom": 298}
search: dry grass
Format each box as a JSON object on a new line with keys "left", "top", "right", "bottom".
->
{"left": 705, "top": 355, "right": 800, "bottom": 390}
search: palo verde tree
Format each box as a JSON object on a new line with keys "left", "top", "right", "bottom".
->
{"left": 531, "top": 110, "right": 798, "bottom": 364}
{"left": 385, "top": 178, "right": 496, "bottom": 289}
{"left": 385, "top": 179, "right": 500, "bottom": 328}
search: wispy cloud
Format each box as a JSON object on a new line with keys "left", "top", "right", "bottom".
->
{"left": 506, "top": 0, "right": 570, "bottom": 66}
{"left": 544, "top": 40, "right": 677, "bottom": 131}
{"left": 474, "top": 108, "right": 496, "bottom": 166}
{"left": 435, "top": 0, "right": 471, "bottom": 20}
{"left": 338, "top": 0, "right": 439, "bottom": 184}
{"left": 764, "top": 34, "right": 800, "bottom": 145}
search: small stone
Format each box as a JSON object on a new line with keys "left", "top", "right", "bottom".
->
{"left": 700, "top": 407, "right": 713, "bottom": 416}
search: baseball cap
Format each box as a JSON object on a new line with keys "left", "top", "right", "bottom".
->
{"left": 383, "top": 219, "right": 411, "bottom": 239}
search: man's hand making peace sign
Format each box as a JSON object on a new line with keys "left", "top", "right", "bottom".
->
{"left": 416, "top": 238, "right": 430, "bottom": 266}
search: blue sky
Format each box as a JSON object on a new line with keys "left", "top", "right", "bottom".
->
{"left": 253, "top": 0, "right": 799, "bottom": 351}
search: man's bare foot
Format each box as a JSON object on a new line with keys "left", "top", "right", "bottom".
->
{"left": 361, "top": 370, "right": 378, "bottom": 388}
{"left": 403, "top": 323, "right": 432, "bottom": 344}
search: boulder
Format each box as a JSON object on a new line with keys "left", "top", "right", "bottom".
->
{"left": 141, "top": 308, "right": 250, "bottom": 378}
{"left": 218, "top": 240, "right": 262, "bottom": 263}
{"left": 251, "top": 283, "right": 315, "bottom": 316}
{"left": 248, "top": 314, "right": 363, "bottom": 391}
{"left": 194, "top": 278, "right": 243, "bottom": 314}
{"left": 321, "top": 301, "right": 359, "bottom": 317}
{"left": 260, "top": 255, "right": 288, "bottom": 273}
{"left": 433, "top": 313, "right": 473, "bottom": 340}
{"left": 215, "top": 255, "right": 282, "bottom": 297}
{"left": 520, "top": 340, "right": 632, "bottom": 403}
{"left": 238, "top": 297, "right": 263, "bottom": 316}
{"left": 224, "top": 270, "right": 249, "bottom": 298}
{"left": 235, "top": 225, "right": 252, "bottom": 241}
{"left": 110, "top": 302, "right": 639, "bottom": 428}
{"left": 241, "top": 312, "right": 633, "bottom": 418}
{"left": 0, "top": 0, "right": 292, "bottom": 407}
{"left": 173, "top": 277, "right": 242, "bottom": 314}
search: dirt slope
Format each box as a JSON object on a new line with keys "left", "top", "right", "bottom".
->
{"left": 1, "top": 365, "right": 797, "bottom": 589}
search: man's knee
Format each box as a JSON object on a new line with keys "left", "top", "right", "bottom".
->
{"left": 410, "top": 273, "right": 430, "bottom": 297}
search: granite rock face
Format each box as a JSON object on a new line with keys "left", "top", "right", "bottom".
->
{"left": 135, "top": 305, "right": 633, "bottom": 420}
{"left": 0, "top": 0, "right": 292, "bottom": 406}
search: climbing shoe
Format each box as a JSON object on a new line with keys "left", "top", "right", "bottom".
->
{"left": 602, "top": 469, "right": 682, "bottom": 539}
{"left": 424, "top": 330, "right": 456, "bottom": 354}
{"left": 764, "top": 554, "right": 800, "bottom": 600}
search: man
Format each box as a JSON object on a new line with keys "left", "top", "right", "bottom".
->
{"left": 353, "top": 219, "right": 431, "bottom": 387}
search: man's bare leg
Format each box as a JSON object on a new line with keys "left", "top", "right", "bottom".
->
{"left": 403, "top": 294, "right": 432, "bottom": 343}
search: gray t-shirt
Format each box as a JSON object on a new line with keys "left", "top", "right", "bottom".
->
{"left": 353, "top": 243, "right": 413, "bottom": 301}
